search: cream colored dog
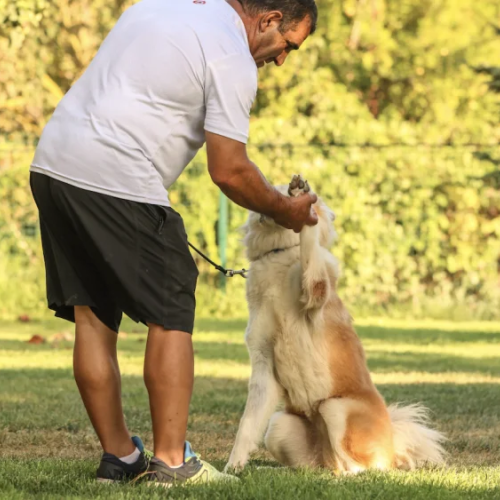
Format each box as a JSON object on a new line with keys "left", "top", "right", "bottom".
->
{"left": 225, "top": 174, "right": 445, "bottom": 473}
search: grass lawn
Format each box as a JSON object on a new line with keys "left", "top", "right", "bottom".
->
{"left": 1, "top": 316, "right": 500, "bottom": 499}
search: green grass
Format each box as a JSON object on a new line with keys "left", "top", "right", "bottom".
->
{"left": 1, "top": 317, "right": 500, "bottom": 499}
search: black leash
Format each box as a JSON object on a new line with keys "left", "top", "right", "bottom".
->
{"left": 188, "top": 241, "right": 247, "bottom": 278}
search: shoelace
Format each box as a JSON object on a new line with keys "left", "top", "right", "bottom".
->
{"left": 128, "top": 449, "right": 154, "bottom": 485}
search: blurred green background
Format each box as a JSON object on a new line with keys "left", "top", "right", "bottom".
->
{"left": 1, "top": 0, "right": 499, "bottom": 321}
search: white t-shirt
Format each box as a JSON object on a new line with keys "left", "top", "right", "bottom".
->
{"left": 31, "top": 0, "right": 257, "bottom": 205}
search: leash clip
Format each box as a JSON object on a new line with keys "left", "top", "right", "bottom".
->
{"left": 187, "top": 241, "right": 248, "bottom": 279}
{"left": 224, "top": 268, "right": 248, "bottom": 279}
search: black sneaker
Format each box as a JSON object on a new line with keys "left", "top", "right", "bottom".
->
{"left": 96, "top": 436, "right": 151, "bottom": 483}
{"left": 144, "top": 442, "right": 238, "bottom": 487}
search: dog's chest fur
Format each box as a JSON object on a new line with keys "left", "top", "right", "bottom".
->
{"left": 247, "top": 254, "right": 333, "bottom": 416}
{"left": 273, "top": 319, "right": 332, "bottom": 416}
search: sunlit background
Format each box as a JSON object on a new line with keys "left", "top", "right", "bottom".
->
{"left": 1, "top": 0, "right": 499, "bottom": 321}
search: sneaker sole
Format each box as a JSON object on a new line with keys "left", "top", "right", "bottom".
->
{"left": 148, "top": 481, "right": 174, "bottom": 489}
{"left": 147, "top": 476, "right": 239, "bottom": 487}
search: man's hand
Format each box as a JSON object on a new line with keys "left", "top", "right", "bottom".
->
{"left": 274, "top": 193, "right": 318, "bottom": 232}
{"left": 206, "top": 131, "right": 319, "bottom": 232}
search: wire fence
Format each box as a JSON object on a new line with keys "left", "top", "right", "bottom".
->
{"left": 1, "top": 142, "right": 500, "bottom": 152}
{"left": 1, "top": 142, "right": 499, "bottom": 168}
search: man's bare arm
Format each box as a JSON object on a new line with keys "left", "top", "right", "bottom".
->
{"left": 205, "top": 131, "right": 317, "bottom": 232}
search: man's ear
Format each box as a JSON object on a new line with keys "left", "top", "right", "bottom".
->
{"left": 259, "top": 10, "right": 283, "bottom": 33}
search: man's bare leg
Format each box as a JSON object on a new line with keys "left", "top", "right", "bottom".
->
{"left": 144, "top": 326, "right": 194, "bottom": 466}
{"left": 73, "top": 306, "right": 135, "bottom": 458}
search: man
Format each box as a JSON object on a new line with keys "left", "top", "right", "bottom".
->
{"left": 30, "top": 0, "right": 318, "bottom": 486}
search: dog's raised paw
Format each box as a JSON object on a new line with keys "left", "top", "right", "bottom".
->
{"left": 288, "top": 174, "right": 311, "bottom": 197}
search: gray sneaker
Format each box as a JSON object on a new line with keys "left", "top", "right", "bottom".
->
{"left": 143, "top": 442, "right": 239, "bottom": 487}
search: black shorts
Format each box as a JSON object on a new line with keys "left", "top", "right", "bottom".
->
{"left": 30, "top": 172, "right": 199, "bottom": 334}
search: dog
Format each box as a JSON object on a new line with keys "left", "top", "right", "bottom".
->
{"left": 225, "top": 174, "right": 446, "bottom": 473}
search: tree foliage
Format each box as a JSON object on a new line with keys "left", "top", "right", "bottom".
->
{"left": 0, "top": 0, "right": 499, "bottom": 319}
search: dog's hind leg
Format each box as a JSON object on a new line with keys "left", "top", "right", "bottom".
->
{"left": 319, "top": 397, "right": 394, "bottom": 473}
{"left": 265, "top": 411, "right": 319, "bottom": 468}
{"left": 225, "top": 312, "right": 282, "bottom": 471}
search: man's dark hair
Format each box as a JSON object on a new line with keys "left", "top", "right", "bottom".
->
{"left": 237, "top": 0, "right": 318, "bottom": 34}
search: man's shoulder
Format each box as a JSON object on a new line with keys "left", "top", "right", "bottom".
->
{"left": 187, "top": 1, "right": 251, "bottom": 60}
{"left": 125, "top": 0, "right": 251, "bottom": 62}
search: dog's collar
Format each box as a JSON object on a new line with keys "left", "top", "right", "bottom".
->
{"left": 254, "top": 243, "right": 300, "bottom": 262}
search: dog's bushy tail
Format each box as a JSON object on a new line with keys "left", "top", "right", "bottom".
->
{"left": 388, "top": 404, "right": 446, "bottom": 469}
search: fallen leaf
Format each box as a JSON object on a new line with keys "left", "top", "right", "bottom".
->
{"left": 51, "top": 332, "right": 73, "bottom": 343}
{"left": 27, "top": 335, "right": 46, "bottom": 344}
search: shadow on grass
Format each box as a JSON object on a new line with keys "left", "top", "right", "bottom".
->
{"left": 0, "top": 368, "right": 248, "bottom": 434}
{"left": 356, "top": 325, "right": 500, "bottom": 345}
{"left": 184, "top": 340, "right": 500, "bottom": 376}
{"left": 193, "top": 319, "right": 500, "bottom": 345}
{"left": 2, "top": 317, "right": 498, "bottom": 351}
{"left": 366, "top": 350, "right": 500, "bottom": 375}
{"left": 195, "top": 318, "right": 247, "bottom": 333}
{"left": 0, "top": 339, "right": 74, "bottom": 351}
{"left": 1, "top": 366, "right": 499, "bottom": 442}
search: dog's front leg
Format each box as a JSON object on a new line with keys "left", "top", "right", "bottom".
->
{"left": 288, "top": 175, "right": 336, "bottom": 310}
{"left": 300, "top": 213, "right": 333, "bottom": 311}
{"left": 300, "top": 223, "right": 330, "bottom": 304}
{"left": 225, "top": 320, "right": 281, "bottom": 471}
